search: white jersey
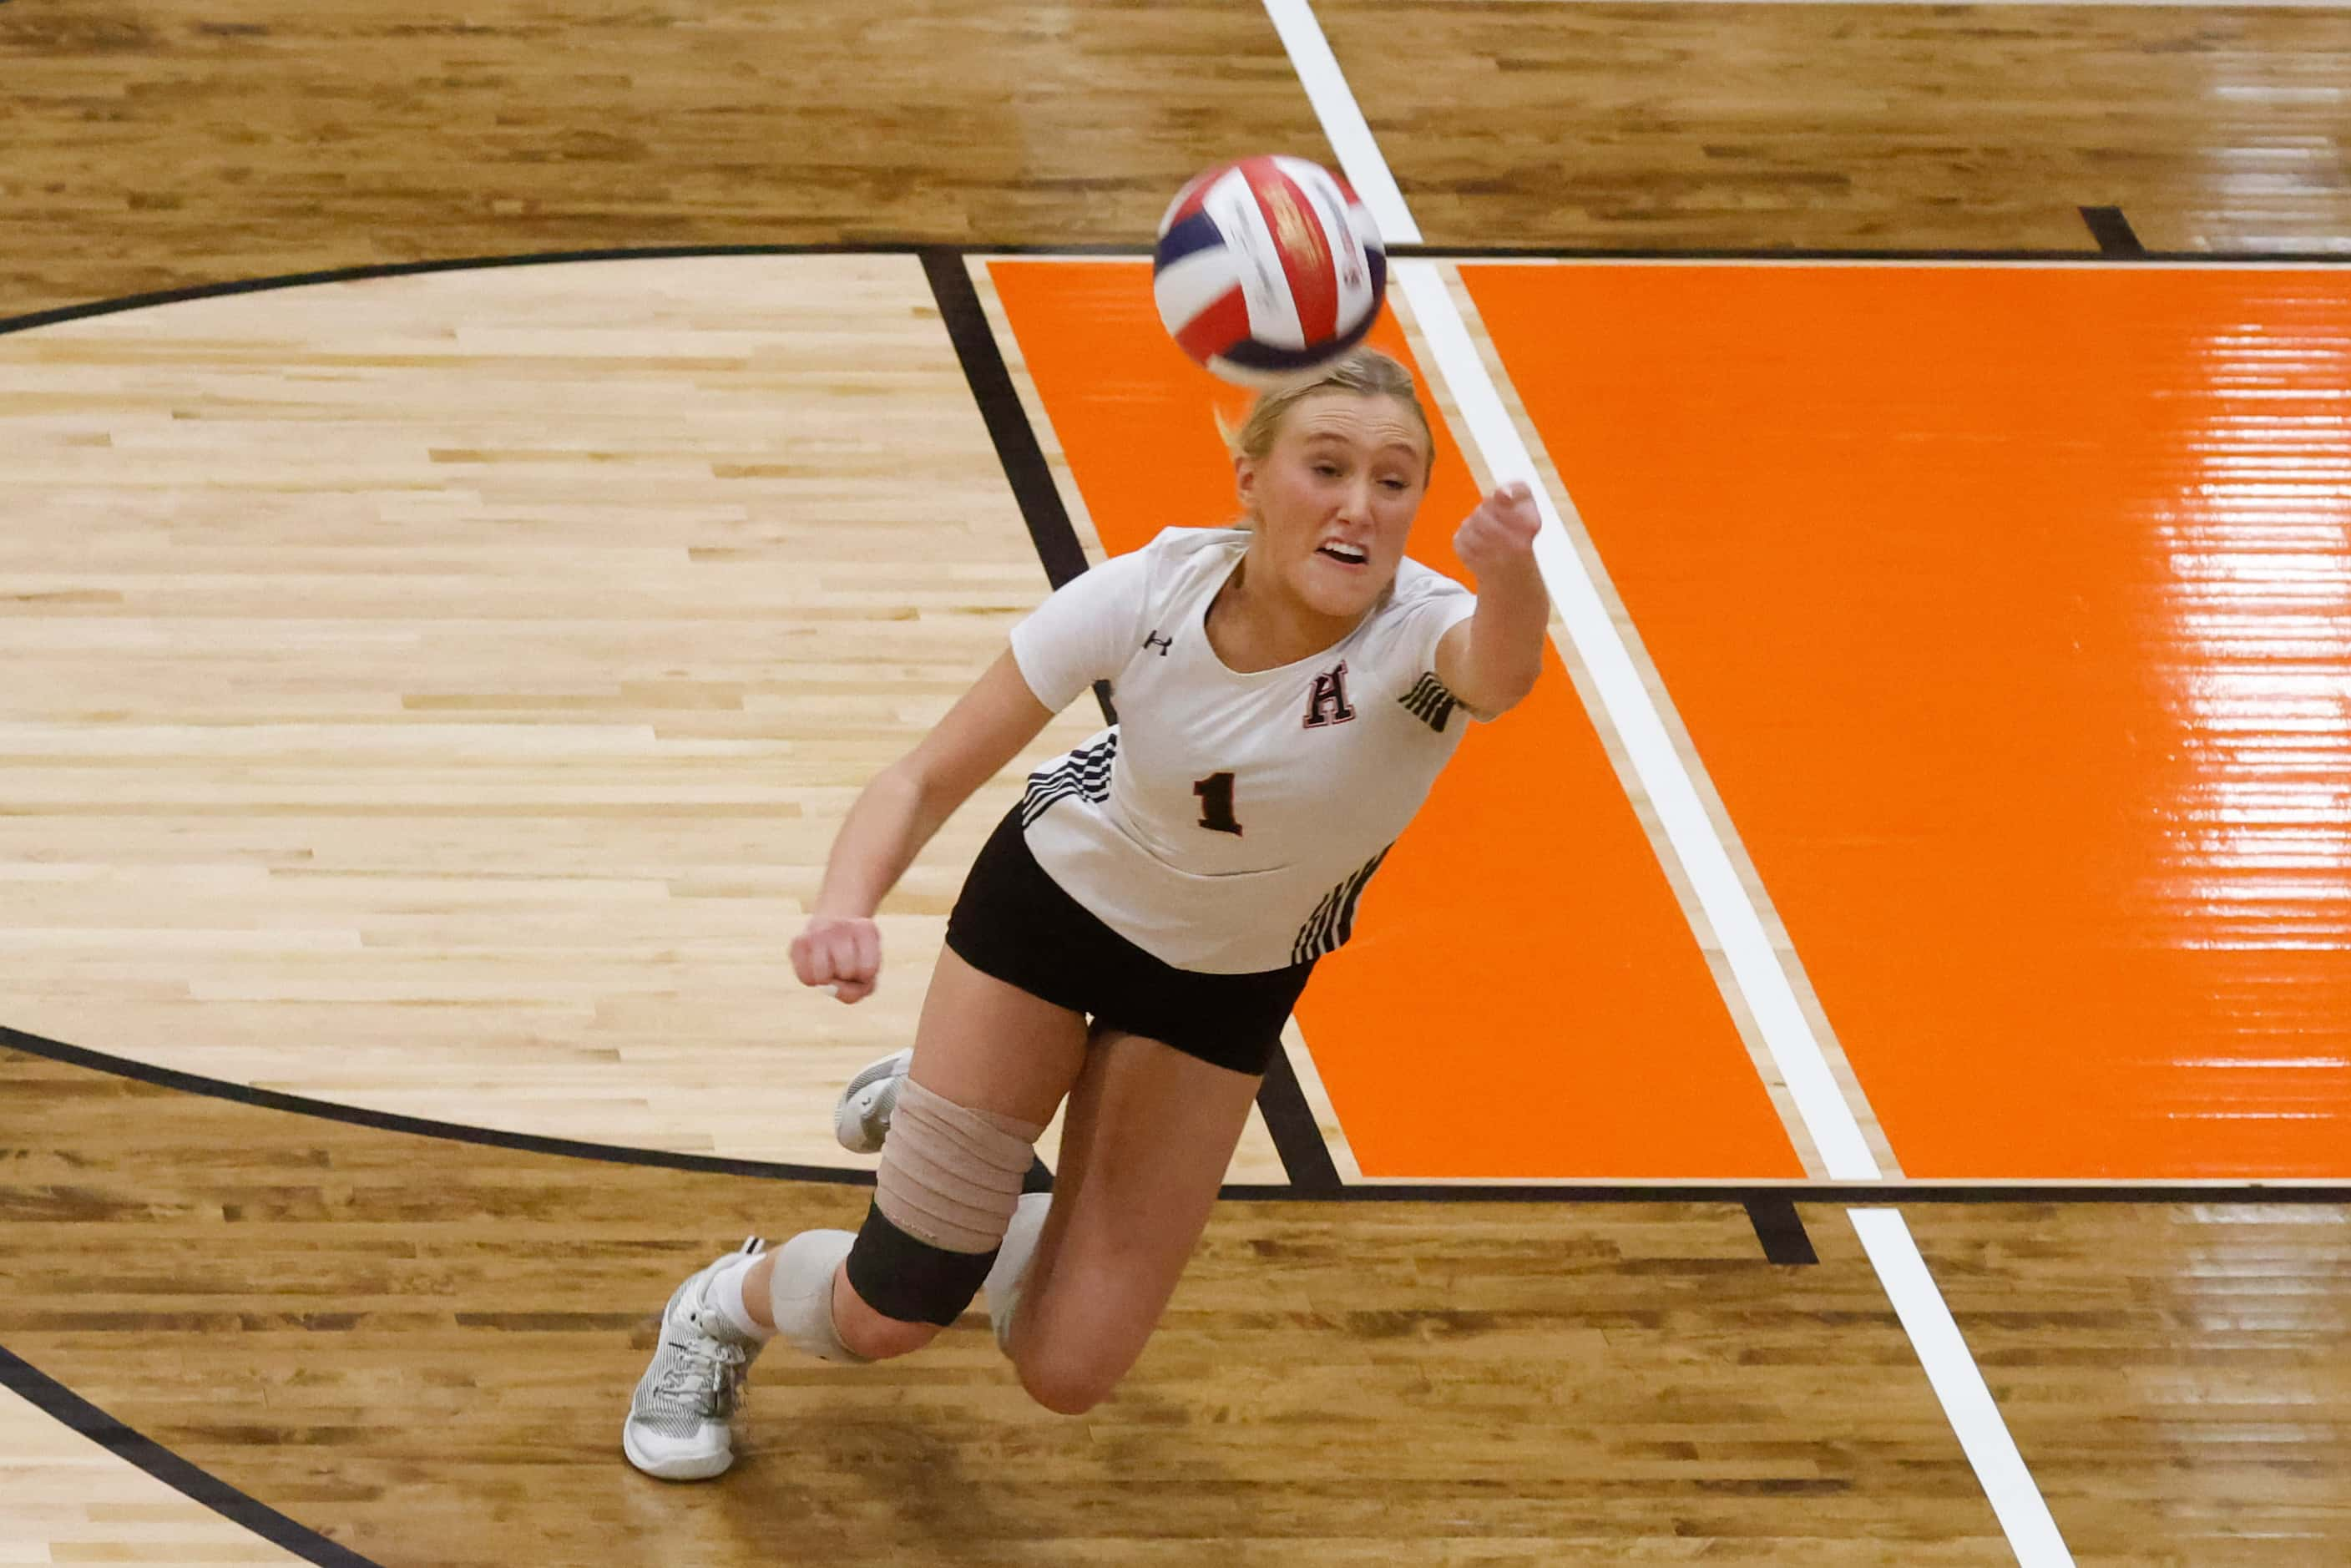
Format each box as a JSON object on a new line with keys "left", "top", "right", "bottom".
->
{"left": 1008, "top": 527, "right": 1478, "bottom": 974}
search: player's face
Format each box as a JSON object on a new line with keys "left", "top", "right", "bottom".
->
{"left": 1240, "top": 392, "right": 1431, "bottom": 620}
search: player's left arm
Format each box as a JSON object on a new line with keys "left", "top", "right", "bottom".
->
{"left": 1435, "top": 480, "right": 1549, "bottom": 719}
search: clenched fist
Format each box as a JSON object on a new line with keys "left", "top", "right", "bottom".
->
{"left": 1453, "top": 481, "right": 1542, "bottom": 579}
{"left": 791, "top": 913, "right": 882, "bottom": 1004}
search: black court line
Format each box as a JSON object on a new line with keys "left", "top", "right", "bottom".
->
{"left": 7, "top": 238, "right": 2347, "bottom": 341}
{"left": 918, "top": 248, "right": 1120, "bottom": 726}
{"left": 0, "top": 1343, "right": 385, "bottom": 1568}
{"left": 973, "top": 240, "right": 2348, "bottom": 265}
{"left": 11, "top": 1028, "right": 2348, "bottom": 1206}
{"left": 1744, "top": 1198, "right": 1820, "bottom": 1266}
{"left": 0, "top": 1026, "right": 870, "bottom": 1186}
{"left": 2081, "top": 207, "right": 2147, "bottom": 257}
{"left": 1215, "top": 1181, "right": 2351, "bottom": 1204}
{"left": 922, "top": 247, "right": 1338, "bottom": 1194}
{"left": 921, "top": 249, "right": 1093, "bottom": 592}
{"left": 0, "top": 244, "right": 916, "bottom": 340}
{"left": 1251, "top": 1054, "right": 1343, "bottom": 1195}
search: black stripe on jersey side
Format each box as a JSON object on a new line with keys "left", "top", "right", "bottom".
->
{"left": 1019, "top": 732, "right": 1119, "bottom": 826}
{"left": 1329, "top": 847, "right": 1390, "bottom": 951}
{"left": 1400, "top": 672, "right": 1458, "bottom": 734}
{"left": 1296, "top": 855, "right": 1361, "bottom": 963}
{"left": 1293, "top": 888, "right": 1340, "bottom": 968}
{"left": 1292, "top": 845, "right": 1393, "bottom": 965}
{"left": 0, "top": 1342, "right": 384, "bottom": 1568}
{"left": 925, "top": 250, "right": 1337, "bottom": 1191}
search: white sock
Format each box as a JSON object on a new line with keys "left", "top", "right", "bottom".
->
{"left": 704, "top": 1252, "right": 774, "bottom": 1343}
{"left": 983, "top": 1191, "right": 1052, "bottom": 1358}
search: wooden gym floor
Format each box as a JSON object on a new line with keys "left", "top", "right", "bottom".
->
{"left": 3, "top": 3, "right": 2347, "bottom": 1565}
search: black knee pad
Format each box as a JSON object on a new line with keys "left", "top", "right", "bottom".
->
{"left": 844, "top": 1200, "right": 999, "bottom": 1328}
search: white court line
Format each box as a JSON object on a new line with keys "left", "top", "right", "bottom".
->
{"left": 1260, "top": 0, "right": 1421, "bottom": 245}
{"left": 1853, "top": 1211, "right": 2076, "bottom": 1564}
{"left": 1396, "top": 260, "right": 1880, "bottom": 1181}
{"left": 1264, "top": 0, "right": 1879, "bottom": 1176}
{"left": 1443, "top": 256, "right": 2351, "bottom": 270}
{"left": 1505, "top": 0, "right": 2350, "bottom": 8}
{"left": 1265, "top": 3, "right": 2075, "bottom": 1562}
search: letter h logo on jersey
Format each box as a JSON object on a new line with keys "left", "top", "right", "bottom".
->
{"left": 1302, "top": 660, "right": 1356, "bottom": 728}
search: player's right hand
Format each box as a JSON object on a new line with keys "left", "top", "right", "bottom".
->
{"left": 1453, "top": 480, "right": 1542, "bottom": 579}
{"left": 791, "top": 913, "right": 882, "bottom": 1004}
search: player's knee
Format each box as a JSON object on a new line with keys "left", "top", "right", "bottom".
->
{"left": 841, "top": 1079, "right": 1044, "bottom": 1336}
{"left": 1017, "top": 1358, "right": 1116, "bottom": 1417}
{"left": 1013, "top": 1339, "right": 1130, "bottom": 1416}
{"left": 835, "top": 1302, "right": 940, "bottom": 1362}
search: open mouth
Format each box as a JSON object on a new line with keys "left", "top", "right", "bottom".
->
{"left": 1317, "top": 543, "right": 1370, "bottom": 566}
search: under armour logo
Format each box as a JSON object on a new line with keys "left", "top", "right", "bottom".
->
{"left": 1302, "top": 660, "right": 1356, "bottom": 728}
{"left": 1143, "top": 631, "right": 1174, "bottom": 656}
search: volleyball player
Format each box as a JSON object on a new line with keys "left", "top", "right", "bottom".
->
{"left": 624, "top": 348, "right": 1548, "bottom": 1479}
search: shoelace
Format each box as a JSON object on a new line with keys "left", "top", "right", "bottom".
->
{"left": 651, "top": 1334, "right": 751, "bottom": 1417}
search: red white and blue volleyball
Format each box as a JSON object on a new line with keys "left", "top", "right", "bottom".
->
{"left": 1153, "top": 155, "right": 1388, "bottom": 387}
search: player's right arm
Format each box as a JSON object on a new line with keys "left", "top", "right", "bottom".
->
{"left": 793, "top": 541, "right": 1156, "bottom": 1004}
{"left": 791, "top": 650, "right": 1056, "bottom": 1004}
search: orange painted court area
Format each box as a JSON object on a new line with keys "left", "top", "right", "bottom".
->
{"left": 989, "top": 259, "right": 1800, "bottom": 1181}
{"left": 1466, "top": 261, "right": 2351, "bottom": 1180}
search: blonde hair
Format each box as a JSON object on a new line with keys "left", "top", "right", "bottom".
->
{"left": 1221, "top": 347, "right": 1436, "bottom": 489}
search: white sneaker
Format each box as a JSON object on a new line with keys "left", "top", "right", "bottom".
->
{"left": 622, "top": 1238, "right": 766, "bottom": 1481}
{"left": 837, "top": 1050, "right": 1059, "bottom": 1196}
{"left": 833, "top": 1049, "right": 913, "bottom": 1154}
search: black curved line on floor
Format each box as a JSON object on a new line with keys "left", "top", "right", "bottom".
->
{"left": 0, "top": 244, "right": 918, "bottom": 339}
{"left": 10, "top": 1026, "right": 2348, "bottom": 1205}
{"left": 0, "top": 1025, "right": 871, "bottom": 1187}
{"left": 0, "top": 1342, "right": 384, "bottom": 1568}
{"left": 4, "top": 237, "right": 2345, "bottom": 339}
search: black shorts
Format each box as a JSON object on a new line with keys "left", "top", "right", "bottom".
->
{"left": 943, "top": 807, "right": 1315, "bottom": 1077}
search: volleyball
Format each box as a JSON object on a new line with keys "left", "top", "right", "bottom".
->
{"left": 1151, "top": 154, "right": 1388, "bottom": 387}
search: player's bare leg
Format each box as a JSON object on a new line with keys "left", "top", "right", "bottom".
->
{"left": 1000, "top": 1026, "right": 1262, "bottom": 1414}
{"left": 622, "top": 948, "right": 1086, "bottom": 1479}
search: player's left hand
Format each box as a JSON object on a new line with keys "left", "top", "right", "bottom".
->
{"left": 1453, "top": 481, "right": 1542, "bottom": 579}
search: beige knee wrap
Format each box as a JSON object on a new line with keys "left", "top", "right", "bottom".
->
{"left": 876, "top": 1080, "right": 1043, "bottom": 1254}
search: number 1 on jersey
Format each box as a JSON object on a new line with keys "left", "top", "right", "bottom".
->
{"left": 1192, "top": 771, "right": 1243, "bottom": 836}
